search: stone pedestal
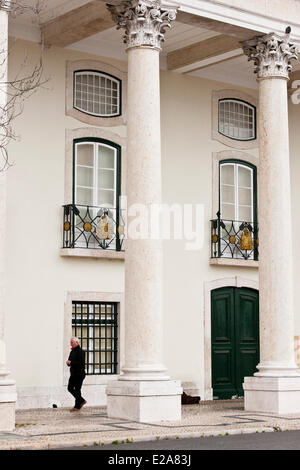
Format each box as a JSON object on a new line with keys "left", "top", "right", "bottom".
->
{"left": 0, "top": 403, "right": 15, "bottom": 432}
{"left": 242, "top": 32, "right": 300, "bottom": 413}
{"left": 0, "top": 365, "right": 17, "bottom": 431}
{"left": 244, "top": 377, "right": 300, "bottom": 414}
{"left": 107, "top": 380, "right": 182, "bottom": 422}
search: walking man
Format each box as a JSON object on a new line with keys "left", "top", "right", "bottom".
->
{"left": 66, "top": 337, "right": 87, "bottom": 412}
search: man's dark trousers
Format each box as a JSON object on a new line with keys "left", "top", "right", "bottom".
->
{"left": 68, "top": 374, "right": 85, "bottom": 409}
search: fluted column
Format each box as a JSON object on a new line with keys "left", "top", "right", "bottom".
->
{"left": 242, "top": 31, "right": 300, "bottom": 413}
{"left": 105, "top": 0, "right": 182, "bottom": 422}
{"left": 0, "top": 4, "right": 17, "bottom": 431}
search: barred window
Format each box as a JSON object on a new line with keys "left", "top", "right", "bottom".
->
{"left": 218, "top": 99, "right": 256, "bottom": 141}
{"left": 74, "top": 71, "right": 121, "bottom": 117}
{"left": 72, "top": 301, "right": 118, "bottom": 375}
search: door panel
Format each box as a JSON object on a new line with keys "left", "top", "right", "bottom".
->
{"left": 211, "top": 288, "right": 236, "bottom": 399}
{"left": 211, "top": 287, "right": 259, "bottom": 399}
{"left": 235, "top": 288, "right": 259, "bottom": 397}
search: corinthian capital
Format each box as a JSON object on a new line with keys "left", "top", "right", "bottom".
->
{"left": 242, "top": 31, "right": 298, "bottom": 79}
{"left": 107, "top": 0, "right": 177, "bottom": 51}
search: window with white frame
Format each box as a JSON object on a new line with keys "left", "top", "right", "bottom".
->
{"left": 74, "top": 139, "right": 119, "bottom": 209}
{"left": 218, "top": 160, "right": 257, "bottom": 259}
{"left": 220, "top": 161, "right": 255, "bottom": 223}
{"left": 71, "top": 138, "right": 121, "bottom": 250}
{"left": 218, "top": 99, "right": 256, "bottom": 141}
{"left": 74, "top": 71, "right": 121, "bottom": 118}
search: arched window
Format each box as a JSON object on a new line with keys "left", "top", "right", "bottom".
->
{"left": 219, "top": 160, "right": 256, "bottom": 223}
{"left": 217, "top": 159, "right": 258, "bottom": 260}
{"left": 218, "top": 99, "right": 256, "bottom": 141}
{"left": 73, "top": 138, "right": 120, "bottom": 209}
{"left": 74, "top": 71, "right": 121, "bottom": 118}
{"left": 64, "top": 138, "right": 122, "bottom": 251}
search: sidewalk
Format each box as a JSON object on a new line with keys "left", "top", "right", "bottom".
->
{"left": 2, "top": 399, "right": 300, "bottom": 450}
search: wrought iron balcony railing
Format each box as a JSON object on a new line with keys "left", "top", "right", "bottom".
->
{"left": 211, "top": 215, "right": 259, "bottom": 261}
{"left": 62, "top": 204, "right": 125, "bottom": 251}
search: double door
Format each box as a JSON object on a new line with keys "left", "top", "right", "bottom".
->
{"left": 211, "top": 287, "right": 259, "bottom": 399}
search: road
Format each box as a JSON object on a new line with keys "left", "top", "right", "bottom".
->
{"left": 59, "top": 429, "right": 300, "bottom": 450}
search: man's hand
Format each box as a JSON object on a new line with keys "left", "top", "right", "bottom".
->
{"left": 66, "top": 360, "right": 71, "bottom": 366}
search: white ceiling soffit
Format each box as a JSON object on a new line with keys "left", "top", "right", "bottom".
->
{"left": 66, "top": 21, "right": 219, "bottom": 61}
{"left": 188, "top": 52, "right": 300, "bottom": 91}
{"left": 188, "top": 54, "right": 258, "bottom": 89}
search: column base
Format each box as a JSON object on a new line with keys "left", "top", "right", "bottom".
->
{"left": 106, "top": 379, "right": 182, "bottom": 422}
{"left": 244, "top": 376, "right": 300, "bottom": 414}
{"left": 0, "top": 402, "right": 15, "bottom": 432}
{"left": 0, "top": 371, "right": 17, "bottom": 431}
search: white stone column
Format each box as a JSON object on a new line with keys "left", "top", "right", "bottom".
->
{"left": 0, "top": 4, "right": 17, "bottom": 431}
{"left": 242, "top": 31, "right": 300, "bottom": 414}
{"left": 106, "top": 0, "right": 182, "bottom": 422}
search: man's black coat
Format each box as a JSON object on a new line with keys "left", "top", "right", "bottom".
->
{"left": 68, "top": 345, "right": 86, "bottom": 376}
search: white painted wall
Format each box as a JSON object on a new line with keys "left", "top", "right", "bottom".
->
{"left": 5, "top": 42, "right": 126, "bottom": 407}
{"left": 160, "top": 70, "right": 259, "bottom": 398}
{"left": 289, "top": 97, "right": 300, "bottom": 335}
{"left": 5, "top": 38, "right": 300, "bottom": 407}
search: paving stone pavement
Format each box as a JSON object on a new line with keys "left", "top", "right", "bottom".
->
{"left": 2, "top": 399, "right": 300, "bottom": 450}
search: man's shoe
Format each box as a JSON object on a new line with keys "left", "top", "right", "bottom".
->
{"left": 79, "top": 400, "right": 87, "bottom": 409}
{"left": 70, "top": 407, "right": 80, "bottom": 412}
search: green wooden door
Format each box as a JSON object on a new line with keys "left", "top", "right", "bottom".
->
{"left": 211, "top": 287, "right": 259, "bottom": 399}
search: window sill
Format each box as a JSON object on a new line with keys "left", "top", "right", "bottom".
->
{"left": 60, "top": 248, "right": 125, "bottom": 260}
{"left": 210, "top": 258, "right": 258, "bottom": 268}
{"left": 84, "top": 375, "right": 119, "bottom": 386}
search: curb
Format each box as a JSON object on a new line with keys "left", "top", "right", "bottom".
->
{"left": 0, "top": 426, "right": 285, "bottom": 450}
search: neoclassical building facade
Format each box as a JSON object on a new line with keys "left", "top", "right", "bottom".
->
{"left": 1, "top": 0, "right": 300, "bottom": 429}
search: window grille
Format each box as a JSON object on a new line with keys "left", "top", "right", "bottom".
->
{"left": 72, "top": 301, "right": 118, "bottom": 375}
{"left": 218, "top": 99, "right": 256, "bottom": 141}
{"left": 74, "top": 71, "right": 121, "bottom": 117}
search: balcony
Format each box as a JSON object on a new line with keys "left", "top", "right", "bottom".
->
{"left": 210, "top": 216, "right": 259, "bottom": 265}
{"left": 62, "top": 204, "right": 125, "bottom": 256}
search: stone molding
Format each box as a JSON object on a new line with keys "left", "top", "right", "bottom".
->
{"left": 203, "top": 276, "right": 259, "bottom": 400}
{"left": 65, "top": 59, "right": 127, "bottom": 127}
{"left": 211, "top": 149, "right": 259, "bottom": 220}
{"left": 242, "top": 32, "right": 298, "bottom": 79}
{"left": 107, "top": 0, "right": 177, "bottom": 51}
{"left": 60, "top": 248, "right": 125, "bottom": 260}
{"left": 209, "top": 258, "right": 258, "bottom": 268}
{"left": 64, "top": 127, "right": 126, "bottom": 205}
{"left": 63, "top": 291, "right": 125, "bottom": 386}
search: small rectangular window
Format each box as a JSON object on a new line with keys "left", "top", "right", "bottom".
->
{"left": 72, "top": 301, "right": 118, "bottom": 375}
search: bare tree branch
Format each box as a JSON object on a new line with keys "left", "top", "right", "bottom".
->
{"left": 0, "top": 1, "right": 45, "bottom": 16}
{"left": 0, "top": 0, "right": 48, "bottom": 171}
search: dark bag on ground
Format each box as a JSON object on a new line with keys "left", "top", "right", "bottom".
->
{"left": 181, "top": 391, "right": 200, "bottom": 405}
